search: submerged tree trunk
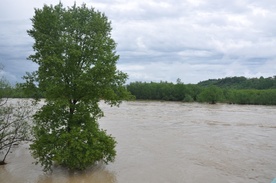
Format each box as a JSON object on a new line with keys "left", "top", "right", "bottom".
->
{"left": 0, "top": 161, "right": 7, "bottom": 165}
{"left": 0, "top": 142, "right": 13, "bottom": 165}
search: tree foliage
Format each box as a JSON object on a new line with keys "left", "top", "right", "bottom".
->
{"left": 127, "top": 81, "right": 188, "bottom": 101}
{"left": 198, "top": 86, "right": 224, "bottom": 104}
{"left": 127, "top": 79, "right": 276, "bottom": 105}
{"left": 25, "top": 3, "right": 130, "bottom": 171}
{"left": 0, "top": 82, "right": 41, "bottom": 99}
{"left": 198, "top": 76, "right": 276, "bottom": 89}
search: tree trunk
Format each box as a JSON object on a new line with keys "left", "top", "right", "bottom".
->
{"left": 0, "top": 161, "right": 7, "bottom": 165}
{"left": 1, "top": 138, "right": 15, "bottom": 165}
{"left": 67, "top": 99, "right": 77, "bottom": 132}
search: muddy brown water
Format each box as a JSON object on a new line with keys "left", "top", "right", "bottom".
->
{"left": 1, "top": 100, "right": 276, "bottom": 183}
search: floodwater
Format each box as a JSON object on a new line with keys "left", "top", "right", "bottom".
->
{"left": 1, "top": 100, "right": 276, "bottom": 183}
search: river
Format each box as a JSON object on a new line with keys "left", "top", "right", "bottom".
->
{"left": 1, "top": 101, "right": 276, "bottom": 183}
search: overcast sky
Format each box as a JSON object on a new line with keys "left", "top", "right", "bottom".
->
{"left": 0, "top": 0, "right": 276, "bottom": 85}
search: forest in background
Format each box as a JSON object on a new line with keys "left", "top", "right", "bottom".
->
{"left": 1, "top": 76, "right": 276, "bottom": 105}
{"left": 197, "top": 76, "right": 276, "bottom": 89}
{"left": 127, "top": 76, "right": 276, "bottom": 105}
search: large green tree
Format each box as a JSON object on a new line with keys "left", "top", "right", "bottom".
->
{"left": 25, "top": 3, "right": 130, "bottom": 171}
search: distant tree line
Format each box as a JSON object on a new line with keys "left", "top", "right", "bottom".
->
{"left": 0, "top": 83, "right": 43, "bottom": 99}
{"left": 127, "top": 77, "right": 276, "bottom": 105}
{"left": 2, "top": 76, "right": 276, "bottom": 105}
{"left": 198, "top": 76, "right": 276, "bottom": 89}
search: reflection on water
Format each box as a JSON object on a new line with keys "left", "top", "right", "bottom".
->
{"left": 37, "top": 162, "right": 116, "bottom": 183}
{"left": 0, "top": 143, "right": 116, "bottom": 183}
{"left": 1, "top": 100, "right": 276, "bottom": 183}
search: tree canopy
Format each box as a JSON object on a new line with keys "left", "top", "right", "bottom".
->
{"left": 126, "top": 78, "right": 276, "bottom": 105}
{"left": 24, "top": 3, "right": 130, "bottom": 171}
{"left": 197, "top": 76, "right": 276, "bottom": 89}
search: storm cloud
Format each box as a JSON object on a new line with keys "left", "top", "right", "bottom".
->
{"left": 0, "top": 0, "right": 275, "bottom": 84}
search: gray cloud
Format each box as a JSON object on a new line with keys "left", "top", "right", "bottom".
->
{"left": 0, "top": 19, "right": 36, "bottom": 84}
{"left": 0, "top": 0, "right": 275, "bottom": 85}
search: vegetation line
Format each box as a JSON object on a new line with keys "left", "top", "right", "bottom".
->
{"left": 127, "top": 77, "right": 276, "bottom": 105}
{"left": 1, "top": 77, "right": 276, "bottom": 106}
